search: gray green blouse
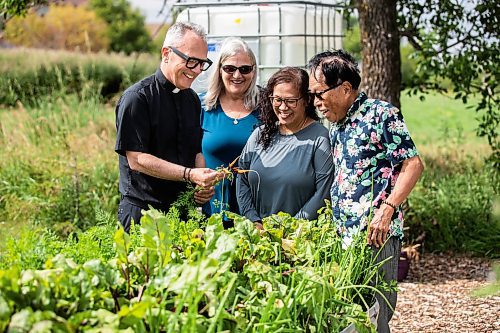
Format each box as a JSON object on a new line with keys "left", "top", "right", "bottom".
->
{"left": 236, "top": 121, "right": 334, "bottom": 222}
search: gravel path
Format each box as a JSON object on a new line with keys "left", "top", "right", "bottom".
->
{"left": 390, "top": 253, "right": 499, "bottom": 333}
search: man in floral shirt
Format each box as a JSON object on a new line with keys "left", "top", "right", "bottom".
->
{"left": 308, "top": 50, "right": 424, "bottom": 333}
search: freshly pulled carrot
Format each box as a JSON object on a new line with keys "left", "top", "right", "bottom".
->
{"left": 233, "top": 168, "right": 253, "bottom": 174}
{"left": 228, "top": 155, "right": 240, "bottom": 169}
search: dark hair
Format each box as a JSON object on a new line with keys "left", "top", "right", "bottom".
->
{"left": 257, "top": 67, "right": 318, "bottom": 150}
{"left": 307, "top": 49, "right": 361, "bottom": 90}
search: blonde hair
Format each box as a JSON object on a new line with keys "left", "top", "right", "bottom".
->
{"left": 204, "top": 37, "right": 259, "bottom": 111}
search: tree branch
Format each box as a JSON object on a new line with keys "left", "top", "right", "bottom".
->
{"left": 400, "top": 28, "right": 423, "bottom": 51}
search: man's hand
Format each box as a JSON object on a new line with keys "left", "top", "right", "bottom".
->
{"left": 254, "top": 221, "right": 264, "bottom": 231}
{"left": 193, "top": 186, "right": 215, "bottom": 205}
{"left": 367, "top": 204, "right": 394, "bottom": 247}
{"left": 189, "top": 168, "right": 223, "bottom": 187}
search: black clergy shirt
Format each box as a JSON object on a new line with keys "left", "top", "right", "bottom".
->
{"left": 115, "top": 68, "right": 202, "bottom": 211}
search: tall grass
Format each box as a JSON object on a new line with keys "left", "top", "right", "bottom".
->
{"left": 0, "top": 48, "right": 157, "bottom": 106}
{"left": 405, "top": 147, "right": 499, "bottom": 258}
{"left": 400, "top": 92, "right": 498, "bottom": 257}
{"left": 0, "top": 93, "right": 118, "bottom": 240}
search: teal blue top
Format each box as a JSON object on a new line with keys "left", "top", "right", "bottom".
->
{"left": 200, "top": 96, "right": 260, "bottom": 217}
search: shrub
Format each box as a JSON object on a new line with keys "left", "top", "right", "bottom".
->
{"left": 0, "top": 94, "right": 119, "bottom": 233}
{"left": 4, "top": 4, "right": 109, "bottom": 52}
{"left": 405, "top": 154, "right": 499, "bottom": 258}
{"left": 89, "top": 0, "right": 154, "bottom": 54}
{"left": 0, "top": 48, "right": 156, "bottom": 107}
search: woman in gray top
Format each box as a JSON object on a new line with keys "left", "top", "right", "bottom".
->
{"left": 237, "top": 67, "right": 334, "bottom": 229}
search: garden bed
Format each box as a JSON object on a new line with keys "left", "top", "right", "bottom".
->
{"left": 0, "top": 207, "right": 388, "bottom": 332}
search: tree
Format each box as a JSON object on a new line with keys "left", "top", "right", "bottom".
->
{"left": 343, "top": 15, "right": 418, "bottom": 89}
{"left": 0, "top": 0, "right": 47, "bottom": 19}
{"left": 351, "top": 0, "right": 499, "bottom": 164}
{"left": 356, "top": 0, "right": 402, "bottom": 108}
{"left": 4, "top": 4, "right": 109, "bottom": 52}
{"left": 88, "top": 0, "right": 153, "bottom": 54}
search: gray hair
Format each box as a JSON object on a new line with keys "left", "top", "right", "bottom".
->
{"left": 163, "top": 21, "right": 207, "bottom": 48}
{"left": 204, "top": 37, "right": 259, "bottom": 111}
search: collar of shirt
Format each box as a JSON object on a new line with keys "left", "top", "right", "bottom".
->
{"left": 332, "top": 92, "right": 368, "bottom": 130}
{"left": 155, "top": 68, "right": 180, "bottom": 93}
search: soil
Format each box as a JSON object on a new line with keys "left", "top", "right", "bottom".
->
{"left": 391, "top": 253, "right": 500, "bottom": 333}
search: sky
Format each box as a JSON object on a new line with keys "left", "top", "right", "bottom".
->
{"left": 128, "top": 0, "right": 169, "bottom": 23}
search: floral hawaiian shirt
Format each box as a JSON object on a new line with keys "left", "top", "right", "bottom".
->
{"left": 330, "top": 92, "right": 419, "bottom": 243}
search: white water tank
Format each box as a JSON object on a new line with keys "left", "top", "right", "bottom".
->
{"left": 175, "top": 2, "right": 343, "bottom": 92}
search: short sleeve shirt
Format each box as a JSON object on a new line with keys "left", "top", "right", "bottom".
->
{"left": 330, "top": 92, "right": 419, "bottom": 241}
{"left": 200, "top": 95, "right": 260, "bottom": 216}
{"left": 115, "top": 68, "right": 202, "bottom": 210}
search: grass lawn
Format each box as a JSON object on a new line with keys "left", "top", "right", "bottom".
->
{"left": 401, "top": 92, "right": 487, "bottom": 146}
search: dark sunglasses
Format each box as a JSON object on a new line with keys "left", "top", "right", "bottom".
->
{"left": 221, "top": 64, "right": 254, "bottom": 75}
{"left": 309, "top": 82, "right": 342, "bottom": 100}
{"left": 168, "top": 46, "right": 212, "bottom": 71}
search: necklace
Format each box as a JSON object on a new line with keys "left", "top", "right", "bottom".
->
{"left": 231, "top": 110, "right": 246, "bottom": 125}
{"left": 219, "top": 96, "right": 247, "bottom": 125}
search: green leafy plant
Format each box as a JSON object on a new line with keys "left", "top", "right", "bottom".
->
{"left": 0, "top": 206, "right": 387, "bottom": 332}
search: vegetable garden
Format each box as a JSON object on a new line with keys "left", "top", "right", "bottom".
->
{"left": 0, "top": 205, "right": 389, "bottom": 332}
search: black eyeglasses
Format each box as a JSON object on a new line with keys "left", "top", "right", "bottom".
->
{"left": 269, "top": 96, "right": 302, "bottom": 108}
{"left": 221, "top": 64, "right": 254, "bottom": 75}
{"left": 168, "top": 46, "right": 212, "bottom": 71}
{"left": 309, "top": 82, "right": 342, "bottom": 100}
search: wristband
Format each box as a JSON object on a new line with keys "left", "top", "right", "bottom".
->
{"left": 382, "top": 200, "right": 397, "bottom": 210}
{"left": 182, "top": 167, "right": 188, "bottom": 181}
{"left": 187, "top": 168, "right": 192, "bottom": 182}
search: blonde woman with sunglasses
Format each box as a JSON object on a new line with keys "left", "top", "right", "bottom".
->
{"left": 237, "top": 67, "right": 334, "bottom": 230}
{"left": 200, "top": 37, "right": 260, "bottom": 228}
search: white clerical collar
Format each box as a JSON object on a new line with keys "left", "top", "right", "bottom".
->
{"left": 172, "top": 87, "right": 180, "bottom": 93}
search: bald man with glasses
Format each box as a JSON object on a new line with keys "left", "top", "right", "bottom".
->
{"left": 115, "top": 22, "right": 221, "bottom": 232}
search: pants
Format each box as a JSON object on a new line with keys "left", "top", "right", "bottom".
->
{"left": 371, "top": 237, "right": 401, "bottom": 333}
{"left": 117, "top": 199, "right": 143, "bottom": 233}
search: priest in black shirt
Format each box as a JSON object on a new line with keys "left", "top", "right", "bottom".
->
{"left": 115, "top": 21, "right": 220, "bottom": 232}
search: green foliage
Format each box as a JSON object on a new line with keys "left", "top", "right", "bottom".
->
{"left": 400, "top": 43, "right": 419, "bottom": 89}
{"left": 0, "top": 0, "right": 47, "bottom": 19}
{"left": 0, "top": 227, "right": 59, "bottom": 270}
{"left": 401, "top": 92, "right": 487, "bottom": 148}
{"left": 405, "top": 156, "right": 500, "bottom": 258}
{"left": 89, "top": 0, "right": 153, "bottom": 54}
{"left": 344, "top": 0, "right": 498, "bottom": 164}
{"left": 0, "top": 49, "right": 155, "bottom": 107}
{"left": 343, "top": 23, "right": 362, "bottom": 61}
{"left": 397, "top": 0, "right": 499, "bottom": 165}
{"left": 4, "top": 4, "right": 109, "bottom": 52}
{"left": 151, "top": 24, "right": 170, "bottom": 55}
{"left": 0, "top": 208, "right": 384, "bottom": 332}
{"left": 0, "top": 212, "right": 117, "bottom": 270}
{"left": 0, "top": 94, "right": 119, "bottom": 233}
